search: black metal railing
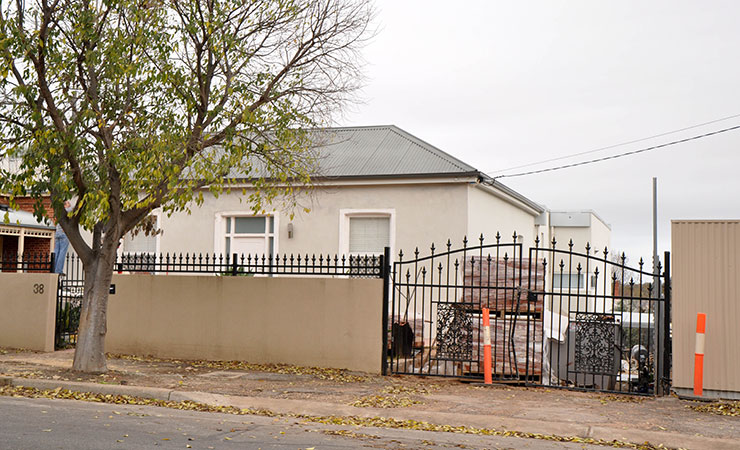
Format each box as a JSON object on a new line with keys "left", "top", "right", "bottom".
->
{"left": 112, "top": 252, "right": 383, "bottom": 278}
{"left": 0, "top": 252, "right": 53, "bottom": 273}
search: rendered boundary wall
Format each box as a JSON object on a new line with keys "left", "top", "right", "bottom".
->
{"left": 672, "top": 220, "right": 740, "bottom": 399}
{"left": 0, "top": 273, "right": 57, "bottom": 351}
{"left": 105, "top": 274, "right": 383, "bottom": 373}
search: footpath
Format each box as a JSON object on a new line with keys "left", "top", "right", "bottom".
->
{"left": 0, "top": 349, "right": 738, "bottom": 450}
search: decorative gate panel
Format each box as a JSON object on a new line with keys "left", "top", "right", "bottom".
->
{"left": 435, "top": 303, "right": 474, "bottom": 361}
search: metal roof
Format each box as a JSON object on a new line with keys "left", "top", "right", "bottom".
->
{"left": 307, "top": 125, "right": 478, "bottom": 178}
{"left": 220, "top": 124, "right": 543, "bottom": 212}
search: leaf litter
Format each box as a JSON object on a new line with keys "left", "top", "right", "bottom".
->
{"left": 687, "top": 401, "right": 740, "bottom": 417}
{"left": 0, "top": 384, "right": 678, "bottom": 450}
{"left": 107, "top": 353, "right": 367, "bottom": 383}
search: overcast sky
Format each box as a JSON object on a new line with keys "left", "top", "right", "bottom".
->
{"left": 344, "top": 0, "right": 740, "bottom": 263}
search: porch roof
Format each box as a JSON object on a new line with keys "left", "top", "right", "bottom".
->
{"left": 0, "top": 207, "right": 54, "bottom": 231}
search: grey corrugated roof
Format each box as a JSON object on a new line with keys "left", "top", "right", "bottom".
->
{"left": 221, "top": 124, "right": 544, "bottom": 213}
{"left": 308, "top": 125, "right": 478, "bottom": 178}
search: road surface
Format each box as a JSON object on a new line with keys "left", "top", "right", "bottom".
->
{"left": 0, "top": 396, "right": 604, "bottom": 449}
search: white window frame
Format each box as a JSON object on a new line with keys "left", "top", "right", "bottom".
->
{"left": 552, "top": 272, "right": 596, "bottom": 291}
{"left": 214, "top": 211, "right": 279, "bottom": 256}
{"left": 338, "top": 208, "right": 395, "bottom": 258}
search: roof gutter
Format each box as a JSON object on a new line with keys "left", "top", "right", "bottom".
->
{"left": 228, "top": 171, "right": 482, "bottom": 184}
{"left": 476, "top": 174, "right": 545, "bottom": 215}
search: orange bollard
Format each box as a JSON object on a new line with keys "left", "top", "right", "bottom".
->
{"left": 483, "top": 307, "right": 492, "bottom": 384}
{"left": 694, "top": 313, "right": 706, "bottom": 397}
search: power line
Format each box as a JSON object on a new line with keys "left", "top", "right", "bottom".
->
{"left": 493, "top": 123, "right": 740, "bottom": 180}
{"left": 489, "top": 112, "right": 740, "bottom": 175}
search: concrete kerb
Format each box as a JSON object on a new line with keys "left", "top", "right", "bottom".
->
{"left": 4, "top": 376, "right": 739, "bottom": 450}
{"left": 8, "top": 377, "right": 174, "bottom": 401}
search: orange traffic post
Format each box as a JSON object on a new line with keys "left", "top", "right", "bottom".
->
{"left": 694, "top": 313, "right": 706, "bottom": 397}
{"left": 482, "top": 307, "right": 492, "bottom": 384}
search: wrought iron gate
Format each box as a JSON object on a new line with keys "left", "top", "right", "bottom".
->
{"left": 386, "top": 234, "right": 672, "bottom": 395}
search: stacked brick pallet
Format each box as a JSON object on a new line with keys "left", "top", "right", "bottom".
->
{"left": 462, "top": 257, "right": 544, "bottom": 380}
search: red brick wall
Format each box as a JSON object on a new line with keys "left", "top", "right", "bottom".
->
{"left": 0, "top": 195, "right": 55, "bottom": 221}
{"left": 23, "top": 236, "right": 51, "bottom": 256}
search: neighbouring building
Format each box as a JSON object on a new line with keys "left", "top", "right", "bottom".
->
{"left": 0, "top": 203, "right": 55, "bottom": 268}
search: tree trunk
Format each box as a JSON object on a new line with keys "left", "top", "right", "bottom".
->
{"left": 72, "top": 245, "right": 117, "bottom": 373}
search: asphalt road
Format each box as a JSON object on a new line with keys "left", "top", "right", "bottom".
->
{"left": 0, "top": 396, "right": 604, "bottom": 450}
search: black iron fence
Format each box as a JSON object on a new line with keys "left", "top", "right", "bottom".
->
{"left": 111, "top": 252, "right": 383, "bottom": 277}
{"left": 0, "top": 252, "right": 53, "bottom": 272}
{"left": 386, "top": 234, "right": 672, "bottom": 396}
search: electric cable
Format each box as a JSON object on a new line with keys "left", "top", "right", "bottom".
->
{"left": 493, "top": 123, "right": 740, "bottom": 179}
{"left": 489, "top": 112, "right": 740, "bottom": 175}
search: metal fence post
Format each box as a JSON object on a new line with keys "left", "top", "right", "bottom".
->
{"left": 231, "top": 253, "right": 238, "bottom": 276}
{"left": 381, "top": 246, "right": 391, "bottom": 376}
{"left": 49, "top": 252, "right": 55, "bottom": 274}
{"left": 662, "top": 251, "right": 672, "bottom": 395}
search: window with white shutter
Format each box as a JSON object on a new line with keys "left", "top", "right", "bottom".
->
{"left": 123, "top": 231, "right": 157, "bottom": 254}
{"left": 123, "top": 215, "right": 159, "bottom": 255}
{"left": 121, "top": 214, "right": 160, "bottom": 271}
{"left": 339, "top": 209, "right": 395, "bottom": 260}
{"left": 349, "top": 217, "right": 390, "bottom": 254}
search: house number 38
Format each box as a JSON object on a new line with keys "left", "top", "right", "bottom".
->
{"left": 33, "top": 283, "right": 44, "bottom": 294}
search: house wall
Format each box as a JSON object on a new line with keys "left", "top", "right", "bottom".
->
{"left": 550, "top": 212, "right": 611, "bottom": 255}
{"left": 548, "top": 212, "right": 612, "bottom": 314}
{"left": 589, "top": 215, "right": 611, "bottom": 255}
{"left": 157, "top": 182, "right": 470, "bottom": 259}
{"left": 0, "top": 273, "right": 57, "bottom": 351}
{"left": 105, "top": 274, "right": 383, "bottom": 373}
{"left": 671, "top": 220, "right": 740, "bottom": 399}
{"left": 466, "top": 184, "right": 538, "bottom": 247}
{"left": 551, "top": 226, "right": 592, "bottom": 254}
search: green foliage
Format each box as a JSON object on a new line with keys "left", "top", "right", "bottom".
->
{"left": 55, "top": 300, "right": 81, "bottom": 348}
{"left": 220, "top": 267, "right": 254, "bottom": 277}
{"left": 0, "top": 0, "right": 372, "bottom": 249}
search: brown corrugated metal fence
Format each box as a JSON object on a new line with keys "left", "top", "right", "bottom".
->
{"left": 672, "top": 220, "right": 740, "bottom": 398}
